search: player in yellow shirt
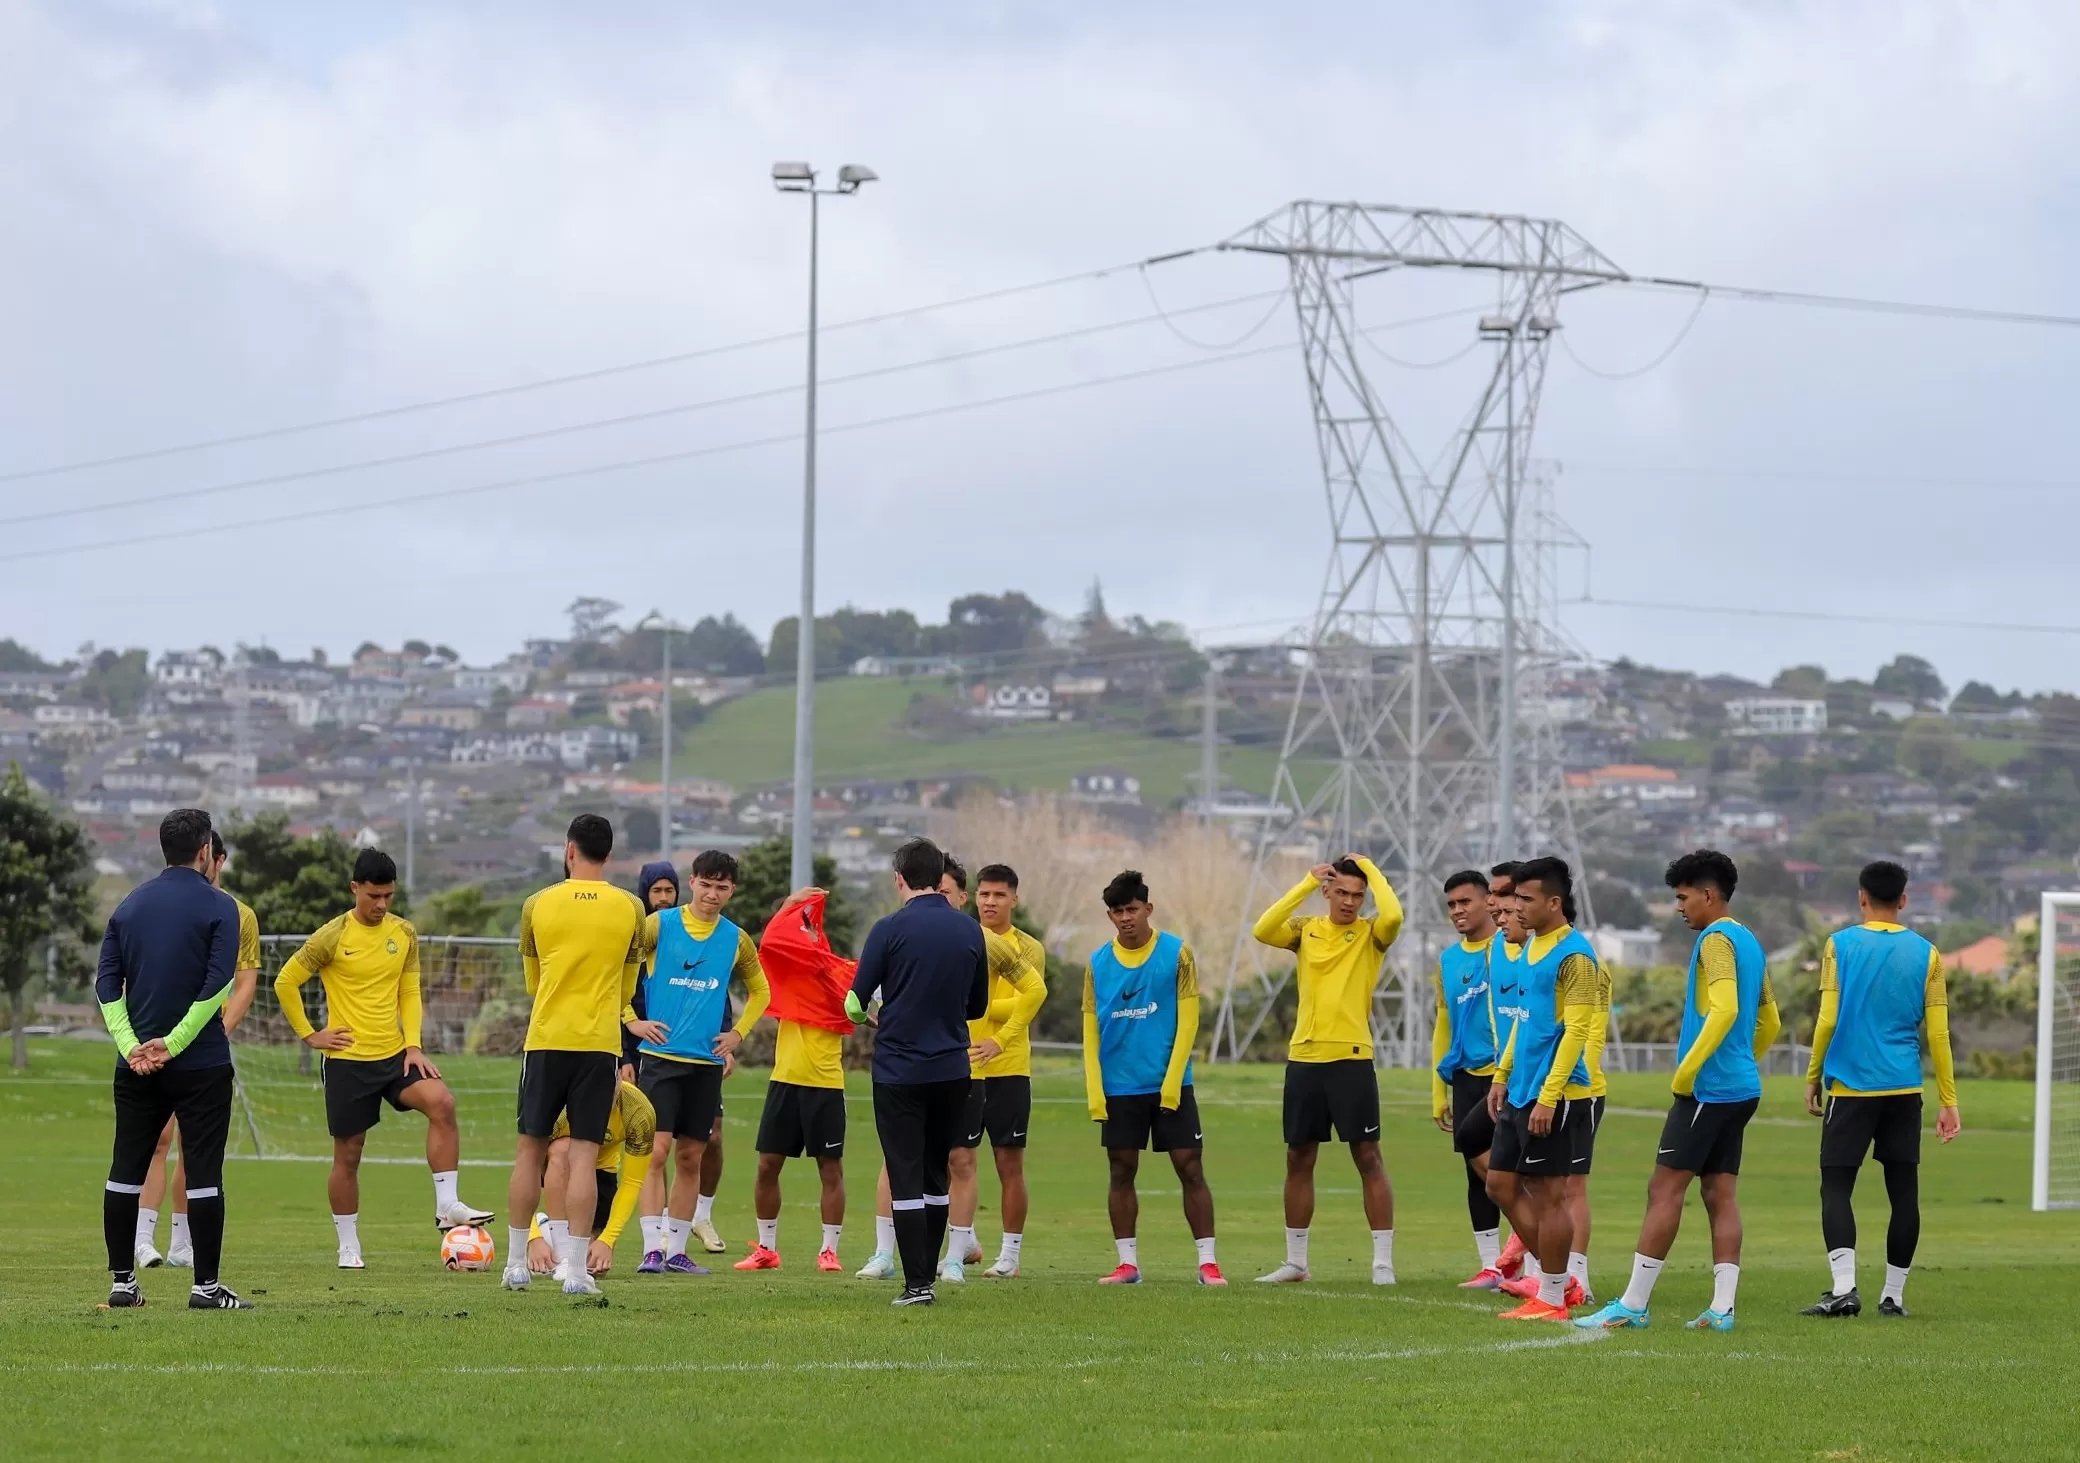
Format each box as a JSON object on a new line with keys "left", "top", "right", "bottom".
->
{"left": 276, "top": 848, "right": 493, "bottom": 1267}
{"left": 1250, "top": 853, "right": 1403, "bottom": 1285}
{"left": 135, "top": 829, "right": 261, "bottom": 1271}
{"left": 526, "top": 1080, "right": 656, "bottom": 1279}
{"left": 502, "top": 814, "right": 646, "bottom": 1296}
{"left": 938, "top": 863, "right": 1048, "bottom": 1282}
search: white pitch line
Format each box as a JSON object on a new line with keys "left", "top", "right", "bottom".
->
{"left": 0, "top": 1330, "right": 1603, "bottom": 1380}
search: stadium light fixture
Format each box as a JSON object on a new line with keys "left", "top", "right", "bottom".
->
{"left": 774, "top": 161, "right": 879, "bottom": 892}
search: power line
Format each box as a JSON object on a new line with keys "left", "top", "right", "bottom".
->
{"left": 1569, "top": 595, "right": 2080, "bottom": 637}
{"left": 1617, "top": 275, "right": 2080, "bottom": 331}
{"left": 0, "top": 249, "right": 1216, "bottom": 486}
{"left": 0, "top": 334, "right": 1296, "bottom": 567}
{"left": 1567, "top": 462, "right": 2080, "bottom": 494}
{"left": 0, "top": 284, "right": 1286, "bottom": 531}
{"left": 1556, "top": 288, "right": 1711, "bottom": 380}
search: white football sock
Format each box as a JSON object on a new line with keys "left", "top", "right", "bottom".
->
{"left": 1371, "top": 1230, "right": 1395, "bottom": 1270}
{"left": 665, "top": 1217, "right": 693, "bottom": 1259}
{"left": 1115, "top": 1236, "right": 1138, "bottom": 1268}
{"left": 1566, "top": 1251, "right": 1590, "bottom": 1290}
{"left": 1474, "top": 1228, "right": 1501, "bottom": 1269}
{"left": 694, "top": 1193, "right": 715, "bottom": 1226}
{"left": 543, "top": 1219, "right": 569, "bottom": 1253}
{"left": 640, "top": 1216, "right": 664, "bottom": 1250}
{"left": 821, "top": 1223, "right": 843, "bottom": 1253}
{"left": 1882, "top": 1263, "right": 1910, "bottom": 1305}
{"left": 1828, "top": 1247, "right": 1856, "bottom": 1295}
{"left": 135, "top": 1207, "right": 159, "bottom": 1247}
{"left": 1537, "top": 1270, "right": 1569, "bottom": 1308}
{"left": 333, "top": 1213, "right": 360, "bottom": 1250}
{"left": 948, "top": 1224, "right": 976, "bottom": 1260}
{"left": 556, "top": 1231, "right": 583, "bottom": 1277}
{"left": 170, "top": 1212, "right": 190, "bottom": 1250}
{"left": 757, "top": 1217, "right": 779, "bottom": 1251}
{"left": 1194, "top": 1235, "right": 1217, "bottom": 1266}
{"left": 1285, "top": 1227, "right": 1309, "bottom": 1268}
{"left": 875, "top": 1215, "right": 897, "bottom": 1255}
{"left": 506, "top": 1226, "right": 531, "bottom": 1264}
{"left": 999, "top": 1232, "right": 1023, "bottom": 1265}
{"left": 1712, "top": 1262, "right": 1740, "bottom": 1313}
{"left": 1524, "top": 1255, "right": 1544, "bottom": 1282}
{"left": 1621, "top": 1252, "right": 1664, "bottom": 1311}
{"left": 431, "top": 1170, "right": 460, "bottom": 1211}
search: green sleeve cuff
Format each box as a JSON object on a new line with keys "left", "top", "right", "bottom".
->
{"left": 100, "top": 999, "right": 140, "bottom": 1057}
{"left": 163, "top": 987, "right": 232, "bottom": 1058}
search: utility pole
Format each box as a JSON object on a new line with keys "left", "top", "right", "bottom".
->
{"left": 1198, "top": 661, "right": 1220, "bottom": 823}
{"left": 659, "top": 622, "right": 673, "bottom": 863}
{"left": 772, "top": 159, "right": 877, "bottom": 892}
{"left": 404, "top": 751, "right": 418, "bottom": 896}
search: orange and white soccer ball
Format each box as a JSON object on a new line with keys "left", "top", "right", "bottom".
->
{"left": 441, "top": 1225, "right": 496, "bottom": 1271}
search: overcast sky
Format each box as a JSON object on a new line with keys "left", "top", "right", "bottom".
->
{"left": 4, "top": 1, "right": 2077, "bottom": 695}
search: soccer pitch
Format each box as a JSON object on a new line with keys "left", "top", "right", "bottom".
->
{"left": 3, "top": 1042, "right": 2071, "bottom": 1461}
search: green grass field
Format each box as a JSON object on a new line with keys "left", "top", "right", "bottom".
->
{"left": 641, "top": 677, "right": 1290, "bottom": 805}
{"left": 3, "top": 1039, "right": 2073, "bottom": 1461}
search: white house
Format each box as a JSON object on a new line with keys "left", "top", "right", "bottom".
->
{"left": 455, "top": 665, "right": 532, "bottom": 694}
{"left": 1592, "top": 928, "right": 1662, "bottom": 969}
{"left": 1069, "top": 769, "right": 1142, "bottom": 804}
{"left": 972, "top": 684, "right": 1053, "bottom": 721}
{"left": 1724, "top": 697, "right": 1827, "bottom": 736}
{"left": 154, "top": 649, "right": 225, "bottom": 687}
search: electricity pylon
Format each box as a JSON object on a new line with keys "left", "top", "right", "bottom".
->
{"left": 1208, "top": 203, "right": 1603, "bottom": 1065}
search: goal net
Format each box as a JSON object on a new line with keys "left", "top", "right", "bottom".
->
{"left": 225, "top": 935, "right": 533, "bottom": 1166}
{"left": 2036, "top": 894, "right": 2080, "bottom": 1210}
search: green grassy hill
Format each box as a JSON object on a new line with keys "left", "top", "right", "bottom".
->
{"left": 645, "top": 677, "right": 1294, "bottom": 807}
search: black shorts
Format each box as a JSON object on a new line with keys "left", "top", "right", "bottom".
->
{"left": 590, "top": 1169, "right": 618, "bottom": 1235}
{"left": 1821, "top": 1092, "right": 1923, "bottom": 1168}
{"left": 1570, "top": 1094, "right": 1607, "bottom": 1174}
{"left": 873, "top": 1077, "right": 970, "bottom": 1201}
{"left": 638, "top": 1055, "right": 725, "bottom": 1139}
{"left": 1451, "top": 1069, "right": 1499, "bottom": 1156}
{"left": 956, "top": 1075, "right": 1033, "bottom": 1149}
{"left": 110, "top": 1063, "right": 234, "bottom": 1194}
{"left": 1487, "top": 1097, "right": 1582, "bottom": 1176}
{"left": 756, "top": 1080, "right": 848, "bottom": 1159}
{"left": 517, "top": 1049, "right": 617, "bottom": 1142}
{"left": 1657, "top": 1095, "right": 1759, "bottom": 1176}
{"left": 1283, "top": 1059, "right": 1381, "bottom": 1146}
{"left": 322, "top": 1052, "right": 432, "bottom": 1139}
{"left": 1100, "top": 1087, "right": 1203, "bottom": 1153}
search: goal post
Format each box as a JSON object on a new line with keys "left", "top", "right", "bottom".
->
{"left": 2036, "top": 893, "right": 2080, "bottom": 1211}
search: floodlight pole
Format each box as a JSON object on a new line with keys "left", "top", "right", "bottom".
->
{"left": 775, "top": 162, "right": 875, "bottom": 892}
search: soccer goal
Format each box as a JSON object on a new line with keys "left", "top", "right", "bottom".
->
{"left": 2035, "top": 893, "right": 2080, "bottom": 1211}
{"left": 227, "top": 935, "right": 532, "bottom": 1166}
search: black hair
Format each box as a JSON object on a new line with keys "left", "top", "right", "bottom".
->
{"left": 1443, "top": 869, "right": 1488, "bottom": 895}
{"left": 1561, "top": 891, "right": 1579, "bottom": 924}
{"left": 1514, "top": 855, "right": 1573, "bottom": 905}
{"left": 1328, "top": 856, "right": 1365, "bottom": 882}
{"left": 1859, "top": 859, "right": 1909, "bottom": 906}
{"left": 567, "top": 813, "right": 614, "bottom": 864}
{"left": 1665, "top": 848, "right": 1738, "bottom": 899}
{"left": 352, "top": 848, "right": 398, "bottom": 885}
{"left": 689, "top": 849, "right": 740, "bottom": 883}
{"left": 976, "top": 863, "right": 1019, "bottom": 891}
{"left": 1489, "top": 859, "right": 1523, "bottom": 884}
{"left": 943, "top": 854, "right": 968, "bottom": 892}
{"left": 892, "top": 837, "right": 948, "bottom": 893}
{"left": 210, "top": 829, "right": 226, "bottom": 860}
{"left": 160, "top": 808, "right": 213, "bottom": 867}
{"left": 1102, "top": 869, "right": 1150, "bottom": 910}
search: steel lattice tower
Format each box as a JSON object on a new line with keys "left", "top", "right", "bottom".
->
{"left": 1208, "top": 202, "right": 1610, "bottom": 1066}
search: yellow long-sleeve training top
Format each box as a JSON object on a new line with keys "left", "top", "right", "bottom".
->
{"left": 518, "top": 880, "right": 646, "bottom": 1055}
{"left": 529, "top": 1081, "right": 657, "bottom": 1247}
{"left": 973, "top": 926, "right": 1048, "bottom": 1078}
{"left": 275, "top": 911, "right": 421, "bottom": 1061}
{"left": 1251, "top": 856, "right": 1404, "bottom": 1063}
{"left": 1670, "top": 929, "right": 1783, "bottom": 1097}
{"left": 1805, "top": 922, "right": 1958, "bottom": 1107}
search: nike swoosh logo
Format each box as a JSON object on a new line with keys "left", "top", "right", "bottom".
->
{"left": 1523, "top": 1156, "right": 1544, "bottom": 1164}
{"left": 1363, "top": 1125, "right": 1379, "bottom": 1135}
{"left": 824, "top": 1141, "right": 841, "bottom": 1149}
{"left": 1009, "top": 1131, "right": 1025, "bottom": 1139}
{"left": 1193, "top": 1132, "right": 1203, "bottom": 1140}
{"left": 1659, "top": 1147, "right": 1675, "bottom": 1154}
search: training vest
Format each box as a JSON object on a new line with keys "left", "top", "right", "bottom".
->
{"left": 637, "top": 909, "right": 741, "bottom": 1064}
{"left": 1435, "top": 935, "right": 1499, "bottom": 1082}
{"left": 1678, "top": 918, "right": 1768, "bottom": 1104}
{"left": 1504, "top": 927, "right": 1596, "bottom": 1110}
{"left": 1823, "top": 924, "right": 1936, "bottom": 1094}
{"left": 1090, "top": 932, "right": 1191, "bottom": 1097}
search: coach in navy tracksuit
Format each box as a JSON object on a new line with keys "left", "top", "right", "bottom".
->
{"left": 847, "top": 837, "right": 990, "bottom": 1305}
{"left": 97, "top": 808, "right": 252, "bottom": 1309}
